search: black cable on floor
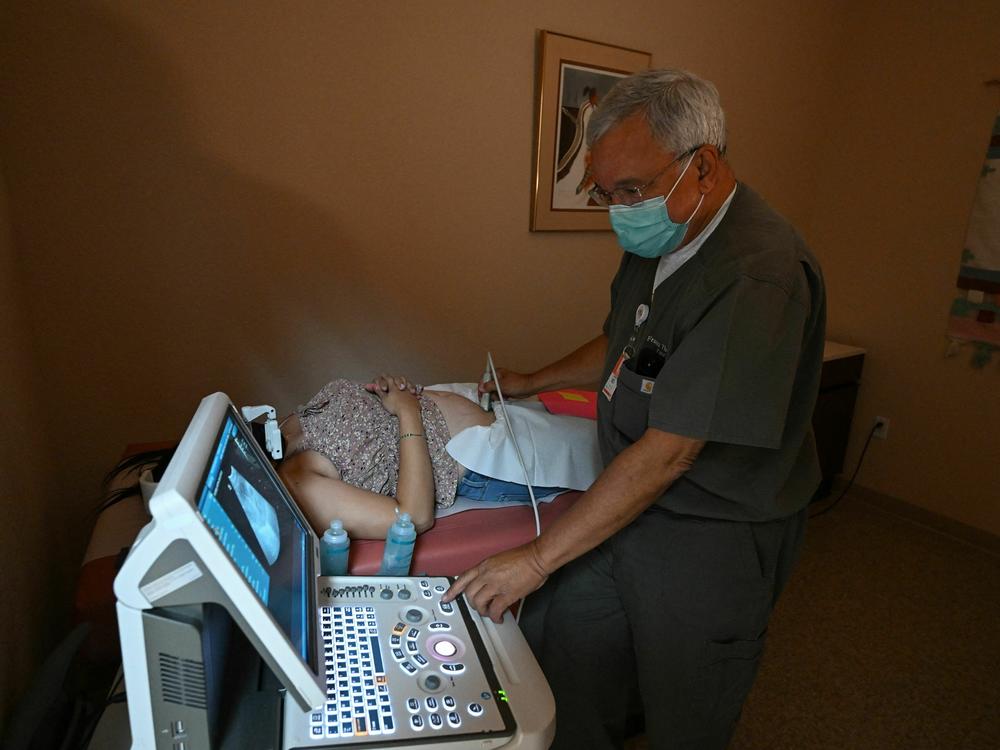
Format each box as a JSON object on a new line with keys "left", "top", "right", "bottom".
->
{"left": 810, "top": 420, "right": 880, "bottom": 519}
{"left": 73, "top": 667, "right": 125, "bottom": 750}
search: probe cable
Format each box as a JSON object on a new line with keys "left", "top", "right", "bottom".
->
{"left": 484, "top": 352, "right": 542, "bottom": 623}
{"left": 485, "top": 352, "right": 542, "bottom": 537}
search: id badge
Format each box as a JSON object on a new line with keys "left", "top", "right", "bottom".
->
{"left": 602, "top": 350, "right": 630, "bottom": 401}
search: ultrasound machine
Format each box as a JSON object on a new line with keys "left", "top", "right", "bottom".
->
{"left": 112, "top": 392, "right": 554, "bottom": 749}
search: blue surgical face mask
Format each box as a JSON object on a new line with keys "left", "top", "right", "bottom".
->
{"left": 608, "top": 152, "right": 704, "bottom": 258}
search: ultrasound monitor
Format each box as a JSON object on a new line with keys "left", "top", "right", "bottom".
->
{"left": 114, "top": 392, "right": 554, "bottom": 750}
{"left": 196, "top": 410, "right": 311, "bottom": 660}
{"left": 115, "top": 393, "right": 325, "bottom": 748}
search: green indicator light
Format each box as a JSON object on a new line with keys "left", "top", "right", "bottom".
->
{"left": 498, "top": 689, "right": 508, "bottom": 702}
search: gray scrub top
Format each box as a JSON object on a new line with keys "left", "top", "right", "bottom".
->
{"left": 598, "top": 184, "right": 826, "bottom": 522}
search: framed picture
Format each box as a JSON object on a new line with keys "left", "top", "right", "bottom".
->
{"left": 530, "top": 31, "right": 652, "bottom": 231}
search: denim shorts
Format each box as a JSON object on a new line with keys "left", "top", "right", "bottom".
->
{"left": 455, "top": 469, "right": 566, "bottom": 503}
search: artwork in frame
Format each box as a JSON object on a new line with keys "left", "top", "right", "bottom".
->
{"left": 531, "top": 31, "right": 652, "bottom": 231}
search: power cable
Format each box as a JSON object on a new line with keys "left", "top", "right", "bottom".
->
{"left": 810, "top": 419, "right": 881, "bottom": 519}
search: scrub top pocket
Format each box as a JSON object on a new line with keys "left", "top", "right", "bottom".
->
{"left": 611, "top": 365, "right": 654, "bottom": 442}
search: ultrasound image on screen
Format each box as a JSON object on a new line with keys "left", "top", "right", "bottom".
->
{"left": 198, "top": 411, "right": 311, "bottom": 659}
{"left": 228, "top": 465, "right": 281, "bottom": 565}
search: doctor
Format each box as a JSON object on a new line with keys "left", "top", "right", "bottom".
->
{"left": 445, "top": 68, "right": 826, "bottom": 749}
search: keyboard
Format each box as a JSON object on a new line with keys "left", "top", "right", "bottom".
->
{"left": 311, "top": 603, "right": 394, "bottom": 738}
{"left": 283, "top": 576, "right": 516, "bottom": 748}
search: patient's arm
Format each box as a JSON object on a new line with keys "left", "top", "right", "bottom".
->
{"left": 280, "top": 374, "right": 436, "bottom": 540}
{"left": 279, "top": 451, "right": 433, "bottom": 539}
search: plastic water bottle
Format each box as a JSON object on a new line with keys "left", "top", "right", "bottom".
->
{"left": 379, "top": 512, "right": 416, "bottom": 576}
{"left": 320, "top": 519, "right": 350, "bottom": 576}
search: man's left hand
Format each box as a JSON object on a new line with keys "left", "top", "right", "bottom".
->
{"left": 442, "top": 541, "right": 549, "bottom": 623}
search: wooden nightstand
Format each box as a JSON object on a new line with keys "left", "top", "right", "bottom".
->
{"left": 813, "top": 341, "right": 866, "bottom": 499}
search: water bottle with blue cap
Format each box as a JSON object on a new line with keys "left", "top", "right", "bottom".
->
{"left": 320, "top": 519, "right": 350, "bottom": 576}
{"left": 379, "top": 511, "right": 416, "bottom": 576}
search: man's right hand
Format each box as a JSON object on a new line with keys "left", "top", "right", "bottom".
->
{"left": 442, "top": 541, "right": 549, "bottom": 623}
{"left": 479, "top": 367, "right": 535, "bottom": 399}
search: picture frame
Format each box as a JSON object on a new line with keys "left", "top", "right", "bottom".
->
{"left": 530, "top": 31, "right": 652, "bottom": 232}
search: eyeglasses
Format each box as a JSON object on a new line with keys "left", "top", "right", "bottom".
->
{"left": 588, "top": 146, "right": 700, "bottom": 207}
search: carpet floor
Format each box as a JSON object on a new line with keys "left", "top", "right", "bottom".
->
{"left": 629, "top": 490, "right": 1000, "bottom": 749}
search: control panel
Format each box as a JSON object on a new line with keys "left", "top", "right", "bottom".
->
{"left": 282, "top": 576, "right": 516, "bottom": 748}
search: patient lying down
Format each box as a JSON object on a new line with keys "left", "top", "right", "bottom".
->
{"left": 279, "top": 375, "right": 596, "bottom": 540}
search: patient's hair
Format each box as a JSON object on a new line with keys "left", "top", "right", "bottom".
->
{"left": 98, "top": 446, "right": 176, "bottom": 513}
{"left": 586, "top": 68, "right": 727, "bottom": 156}
{"left": 97, "top": 418, "right": 277, "bottom": 513}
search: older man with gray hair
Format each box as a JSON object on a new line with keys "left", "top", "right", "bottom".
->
{"left": 446, "top": 68, "right": 826, "bottom": 749}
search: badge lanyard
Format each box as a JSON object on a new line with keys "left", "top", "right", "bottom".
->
{"left": 602, "top": 301, "right": 650, "bottom": 401}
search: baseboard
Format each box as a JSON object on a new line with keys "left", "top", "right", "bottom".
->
{"left": 845, "top": 483, "right": 1000, "bottom": 556}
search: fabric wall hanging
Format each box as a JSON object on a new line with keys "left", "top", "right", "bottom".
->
{"left": 947, "top": 106, "right": 1000, "bottom": 367}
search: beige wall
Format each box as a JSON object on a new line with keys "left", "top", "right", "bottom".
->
{"left": 0, "top": 165, "right": 53, "bottom": 721}
{"left": 0, "top": 0, "right": 997, "bottom": 720}
{"left": 805, "top": 0, "right": 1000, "bottom": 535}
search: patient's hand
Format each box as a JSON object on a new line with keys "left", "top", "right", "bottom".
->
{"left": 365, "top": 374, "right": 421, "bottom": 417}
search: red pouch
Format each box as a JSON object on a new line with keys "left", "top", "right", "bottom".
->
{"left": 537, "top": 389, "right": 598, "bottom": 420}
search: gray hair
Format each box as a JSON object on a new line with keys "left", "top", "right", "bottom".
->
{"left": 586, "top": 68, "right": 727, "bottom": 156}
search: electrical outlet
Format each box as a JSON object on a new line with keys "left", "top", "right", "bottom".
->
{"left": 873, "top": 416, "right": 890, "bottom": 440}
